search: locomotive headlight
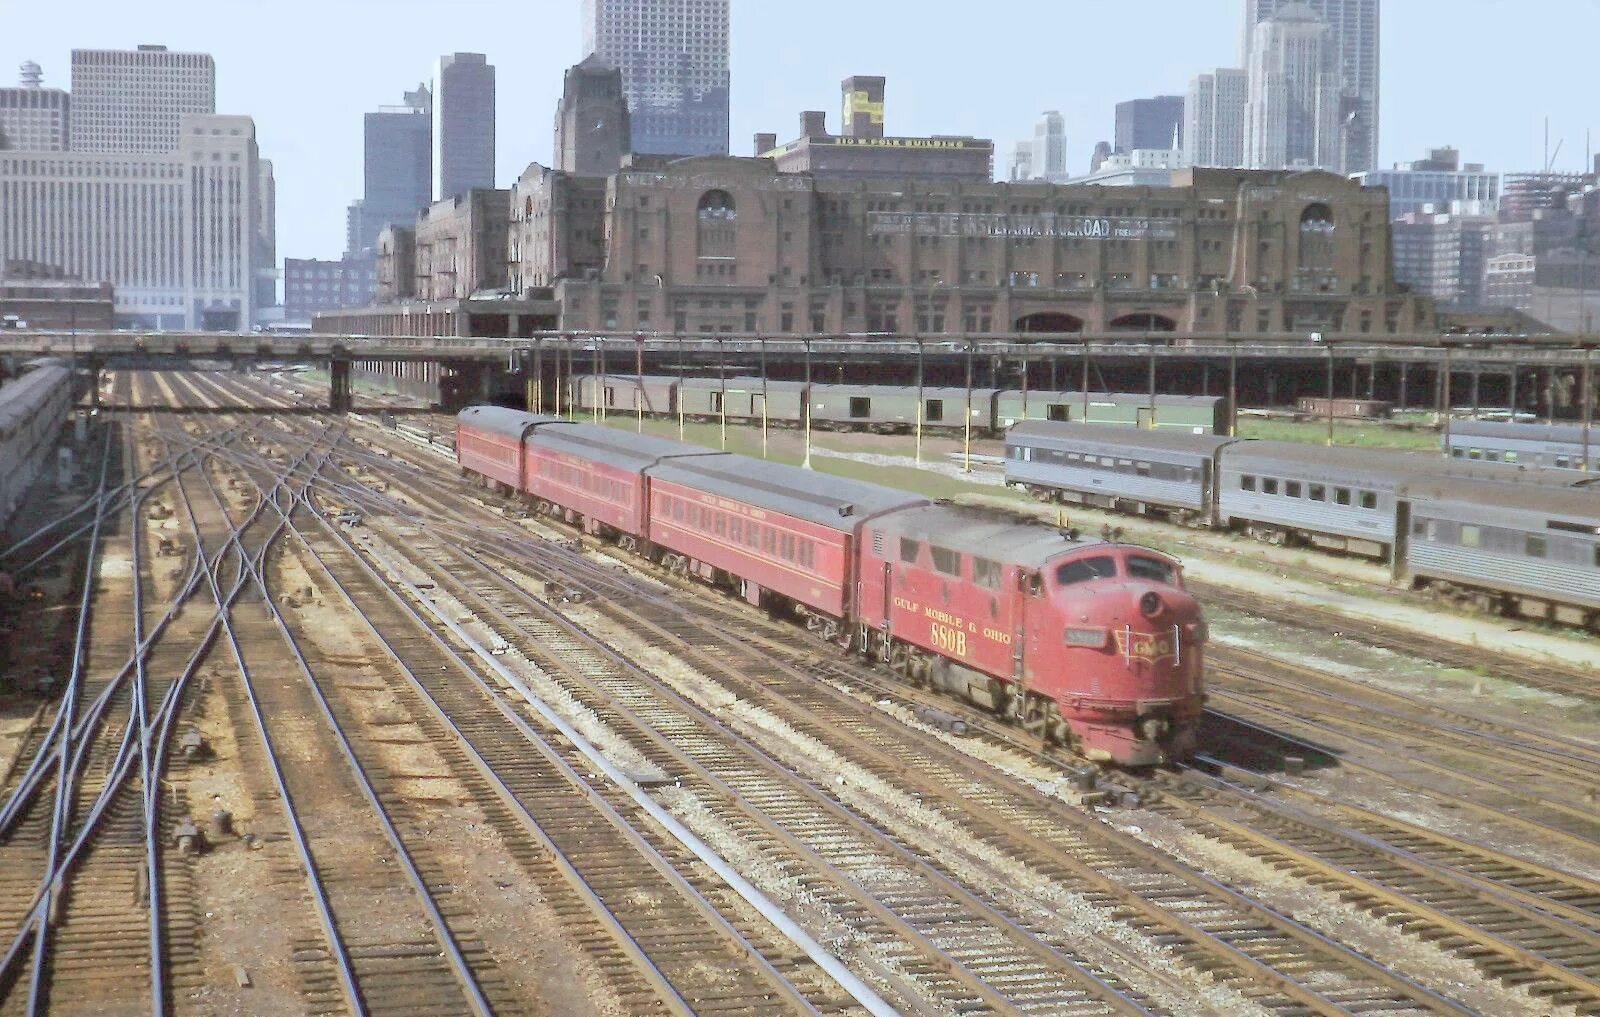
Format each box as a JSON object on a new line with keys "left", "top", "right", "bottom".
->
{"left": 1139, "top": 591, "right": 1163, "bottom": 619}
{"left": 1064, "top": 626, "right": 1108, "bottom": 647}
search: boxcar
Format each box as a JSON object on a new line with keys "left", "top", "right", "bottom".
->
{"left": 1402, "top": 477, "right": 1600, "bottom": 625}
{"left": 644, "top": 454, "right": 925, "bottom": 622}
{"left": 575, "top": 374, "right": 678, "bottom": 417}
{"left": 526, "top": 423, "right": 719, "bottom": 538}
{"left": 995, "top": 391, "right": 1227, "bottom": 434}
{"left": 679, "top": 376, "right": 808, "bottom": 423}
{"left": 1296, "top": 397, "right": 1394, "bottom": 420}
{"left": 809, "top": 384, "right": 998, "bottom": 432}
{"left": 1445, "top": 420, "right": 1599, "bottom": 472}
{"left": 1005, "top": 422, "right": 1238, "bottom": 522}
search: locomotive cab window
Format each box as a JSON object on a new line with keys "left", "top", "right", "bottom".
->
{"left": 899, "top": 537, "right": 920, "bottom": 564}
{"left": 1126, "top": 555, "right": 1176, "bottom": 585}
{"left": 972, "top": 557, "right": 1002, "bottom": 590}
{"left": 1056, "top": 556, "right": 1118, "bottom": 586}
{"left": 930, "top": 546, "right": 962, "bottom": 576}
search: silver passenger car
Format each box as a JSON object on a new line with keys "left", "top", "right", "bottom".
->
{"left": 1005, "top": 422, "right": 1237, "bottom": 521}
{"left": 1445, "top": 420, "right": 1599, "bottom": 472}
{"left": 1402, "top": 477, "right": 1600, "bottom": 622}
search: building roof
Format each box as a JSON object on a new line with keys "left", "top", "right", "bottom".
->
{"left": 647, "top": 455, "right": 926, "bottom": 530}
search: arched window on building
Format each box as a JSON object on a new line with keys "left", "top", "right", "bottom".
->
{"left": 1298, "top": 203, "right": 1337, "bottom": 275}
{"left": 697, "top": 189, "right": 737, "bottom": 261}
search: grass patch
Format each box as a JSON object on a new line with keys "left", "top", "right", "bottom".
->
{"left": 1238, "top": 417, "right": 1441, "bottom": 451}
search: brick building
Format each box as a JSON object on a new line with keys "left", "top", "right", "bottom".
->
{"left": 282, "top": 256, "right": 376, "bottom": 323}
{"left": 410, "top": 188, "right": 509, "bottom": 300}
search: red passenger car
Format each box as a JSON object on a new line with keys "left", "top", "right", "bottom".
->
{"left": 453, "top": 408, "right": 1208, "bottom": 765}
{"left": 645, "top": 455, "right": 924, "bottom": 626}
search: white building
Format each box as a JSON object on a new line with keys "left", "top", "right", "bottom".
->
{"left": 1072, "top": 148, "right": 1185, "bottom": 187}
{"left": 582, "top": 0, "right": 730, "bottom": 156}
{"left": 1184, "top": 68, "right": 1248, "bottom": 168}
{"left": 1246, "top": 4, "right": 1342, "bottom": 172}
{"left": 1353, "top": 148, "right": 1500, "bottom": 218}
{"left": 1244, "top": 0, "right": 1378, "bottom": 172}
{"left": 1007, "top": 141, "right": 1034, "bottom": 182}
{"left": 0, "top": 114, "right": 261, "bottom": 331}
{"left": 1009, "top": 111, "right": 1068, "bottom": 183}
{"left": 69, "top": 45, "right": 215, "bottom": 154}
{"left": 0, "top": 62, "right": 69, "bottom": 152}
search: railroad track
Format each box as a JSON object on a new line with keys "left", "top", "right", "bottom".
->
{"left": 190, "top": 371, "right": 1600, "bottom": 1015}
{"left": 1191, "top": 580, "right": 1600, "bottom": 703}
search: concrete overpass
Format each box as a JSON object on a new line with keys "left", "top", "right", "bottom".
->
{"left": 0, "top": 330, "right": 1594, "bottom": 419}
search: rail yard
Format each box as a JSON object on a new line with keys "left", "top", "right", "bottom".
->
{"left": 0, "top": 367, "right": 1598, "bottom": 1017}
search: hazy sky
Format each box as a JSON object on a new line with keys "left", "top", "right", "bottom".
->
{"left": 6, "top": 1, "right": 1597, "bottom": 261}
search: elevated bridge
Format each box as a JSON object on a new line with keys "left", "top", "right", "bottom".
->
{"left": 1, "top": 330, "right": 1595, "bottom": 419}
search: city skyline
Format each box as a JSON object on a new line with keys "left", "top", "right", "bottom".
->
{"left": 4, "top": 0, "right": 1597, "bottom": 261}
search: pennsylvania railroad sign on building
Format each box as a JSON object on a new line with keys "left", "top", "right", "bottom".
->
{"left": 868, "top": 211, "right": 1182, "bottom": 242}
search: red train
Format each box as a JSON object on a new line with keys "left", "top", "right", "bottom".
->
{"left": 456, "top": 406, "right": 1208, "bottom": 765}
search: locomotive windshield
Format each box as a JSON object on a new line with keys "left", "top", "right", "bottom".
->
{"left": 1126, "top": 555, "right": 1177, "bottom": 585}
{"left": 1056, "top": 556, "right": 1117, "bottom": 585}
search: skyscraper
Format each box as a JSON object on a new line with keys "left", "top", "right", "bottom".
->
{"left": 69, "top": 44, "right": 215, "bottom": 153}
{"left": 582, "top": 0, "right": 731, "bottom": 156}
{"left": 1032, "top": 111, "right": 1068, "bottom": 182}
{"left": 1244, "top": 0, "right": 1379, "bottom": 171}
{"left": 1185, "top": 68, "right": 1248, "bottom": 168}
{"left": 0, "top": 62, "right": 70, "bottom": 152}
{"left": 1114, "top": 97, "right": 1184, "bottom": 154}
{"left": 432, "top": 53, "right": 495, "bottom": 201}
{"left": 350, "top": 85, "right": 432, "bottom": 255}
{"left": 1246, "top": 5, "right": 1342, "bottom": 171}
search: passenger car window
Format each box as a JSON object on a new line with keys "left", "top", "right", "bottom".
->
{"left": 1126, "top": 556, "right": 1175, "bottom": 585}
{"left": 1359, "top": 491, "right": 1378, "bottom": 510}
{"left": 1240, "top": 475, "right": 1256, "bottom": 491}
{"left": 1285, "top": 482, "right": 1302, "bottom": 498}
{"left": 1526, "top": 536, "right": 1547, "bottom": 558}
{"left": 899, "top": 537, "right": 919, "bottom": 564}
{"left": 1460, "top": 525, "right": 1481, "bottom": 548}
{"left": 930, "top": 546, "right": 962, "bottom": 576}
{"left": 1056, "top": 556, "right": 1118, "bottom": 585}
{"left": 1308, "top": 484, "right": 1326, "bottom": 501}
{"left": 972, "top": 557, "right": 1002, "bottom": 590}
{"left": 1263, "top": 478, "right": 1280, "bottom": 496}
{"left": 1335, "top": 488, "right": 1352, "bottom": 506}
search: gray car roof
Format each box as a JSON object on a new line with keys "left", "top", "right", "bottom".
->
{"left": 1007, "top": 421, "right": 1238, "bottom": 455}
{"left": 456, "top": 406, "right": 558, "bottom": 441}
{"left": 1402, "top": 475, "right": 1600, "bottom": 521}
{"left": 1227, "top": 441, "right": 1582, "bottom": 488}
{"left": 999, "top": 390, "right": 1223, "bottom": 407}
{"left": 532, "top": 421, "right": 727, "bottom": 471}
{"left": 647, "top": 455, "right": 927, "bottom": 530}
{"left": 872, "top": 503, "right": 1103, "bottom": 565}
{"left": 1449, "top": 420, "right": 1591, "bottom": 445}
{"left": 810, "top": 384, "right": 1000, "bottom": 399}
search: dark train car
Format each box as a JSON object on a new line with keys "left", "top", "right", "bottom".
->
{"left": 455, "top": 406, "right": 552, "bottom": 492}
{"left": 1445, "top": 420, "right": 1599, "bottom": 472}
{"left": 857, "top": 504, "right": 1205, "bottom": 764}
{"left": 1402, "top": 477, "right": 1600, "bottom": 626}
{"left": 1005, "top": 423, "right": 1239, "bottom": 523}
{"left": 644, "top": 455, "right": 925, "bottom": 624}
{"left": 526, "top": 424, "right": 720, "bottom": 538}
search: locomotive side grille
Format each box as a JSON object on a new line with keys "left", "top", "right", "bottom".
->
{"left": 873, "top": 531, "right": 885, "bottom": 557}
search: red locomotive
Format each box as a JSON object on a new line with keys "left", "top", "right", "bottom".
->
{"left": 456, "top": 406, "right": 1207, "bottom": 765}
